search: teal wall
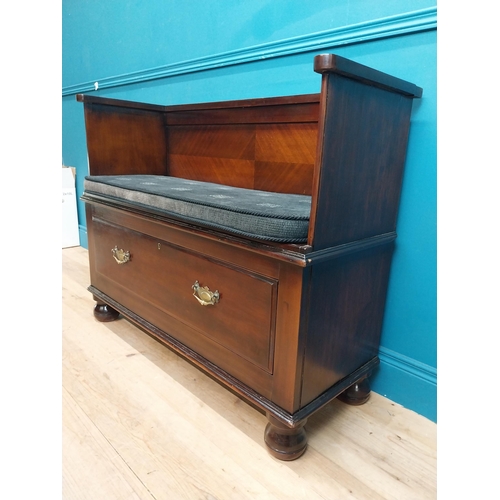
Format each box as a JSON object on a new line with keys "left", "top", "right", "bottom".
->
{"left": 62, "top": 1, "right": 437, "bottom": 421}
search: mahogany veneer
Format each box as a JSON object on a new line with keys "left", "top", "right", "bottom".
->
{"left": 79, "top": 54, "right": 422, "bottom": 460}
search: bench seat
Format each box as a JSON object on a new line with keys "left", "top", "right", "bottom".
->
{"left": 84, "top": 175, "right": 311, "bottom": 243}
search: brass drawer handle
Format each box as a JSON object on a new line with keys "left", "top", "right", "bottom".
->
{"left": 192, "top": 280, "right": 220, "bottom": 306}
{"left": 111, "top": 246, "right": 130, "bottom": 264}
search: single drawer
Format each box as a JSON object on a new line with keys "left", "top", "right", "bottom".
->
{"left": 90, "top": 216, "right": 278, "bottom": 375}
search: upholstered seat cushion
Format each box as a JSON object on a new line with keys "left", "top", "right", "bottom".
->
{"left": 84, "top": 175, "right": 311, "bottom": 243}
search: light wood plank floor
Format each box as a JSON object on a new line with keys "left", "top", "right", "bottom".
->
{"left": 62, "top": 246, "right": 437, "bottom": 500}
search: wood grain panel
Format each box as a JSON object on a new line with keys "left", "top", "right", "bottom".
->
{"left": 300, "top": 244, "right": 394, "bottom": 406}
{"left": 254, "top": 161, "right": 314, "bottom": 194}
{"left": 308, "top": 74, "right": 413, "bottom": 249}
{"left": 168, "top": 125, "right": 255, "bottom": 159}
{"left": 84, "top": 103, "right": 168, "bottom": 176}
{"left": 255, "top": 123, "right": 318, "bottom": 164}
{"left": 168, "top": 154, "right": 255, "bottom": 188}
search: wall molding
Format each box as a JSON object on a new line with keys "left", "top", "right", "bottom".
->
{"left": 378, "top": 345, "right": 436, "bottom": 386}
{"left": 62, "top": 7, "right": 436, "bottom": 96}
{"left": 375, "top": 346, "right": 436, "bottom": 421}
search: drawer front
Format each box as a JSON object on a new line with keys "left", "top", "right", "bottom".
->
{"left": 91, "top": 217, "right": 278, "bottom": 375}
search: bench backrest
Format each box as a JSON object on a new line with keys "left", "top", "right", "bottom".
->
{"left": 78, "top": 54, "right": 422, "bottom": 250}
{"left": 78, "top": 93, "right": 320, "bottom": 195}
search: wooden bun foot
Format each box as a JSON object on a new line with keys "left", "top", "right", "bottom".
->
{"left": 337, "top": 377, "right": 371, "bottom": 406}
{"left": 264, "top": 414, "right": 307, "bottom": 461}
{"left": 93, "top": 302, "right": 120, "bottom": 322}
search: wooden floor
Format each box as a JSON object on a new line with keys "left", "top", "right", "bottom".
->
{"left": 62, "top": 246, "right": 437, "bottom": 500}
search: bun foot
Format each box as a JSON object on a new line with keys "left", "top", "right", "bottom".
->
{"left": 337, "top": 377, "right": 371, "bottom": 405}
{"left": 264, "top": 414, "right": 307, "bottom": 461}
{"left": 93, "top": 302, "right": 120, "bottom": 322}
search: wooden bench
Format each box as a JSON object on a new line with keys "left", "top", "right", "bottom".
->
{"left": 78, "top": 53, "right": 422, "bottom": 460}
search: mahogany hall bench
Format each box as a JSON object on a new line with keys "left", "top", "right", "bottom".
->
{"left": 78, "top": 53, "right": 422, "bottom": 460}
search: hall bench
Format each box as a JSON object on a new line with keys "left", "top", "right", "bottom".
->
{"left": 78, "top": 53, "right": 422, "bottom": 460}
